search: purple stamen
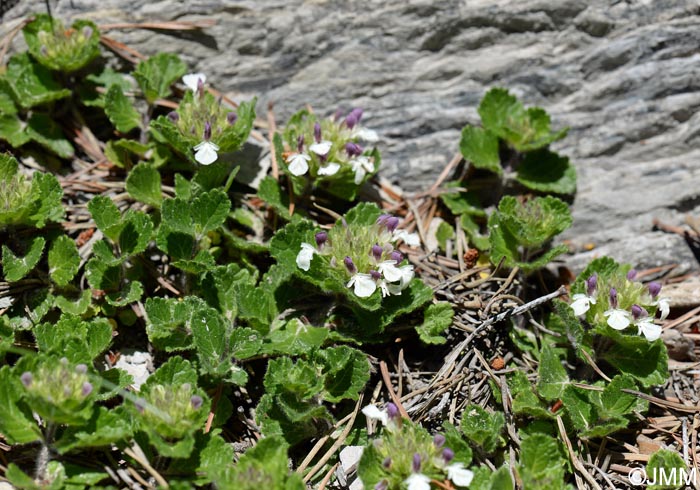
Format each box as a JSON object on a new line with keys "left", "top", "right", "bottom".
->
{"left": 314, "top": 122, "right": 322, "bottom": 143}
{"left": 227, "top": 112, "right": 237, "bottom": 125}
{"left": 372, "top": 244, "right": 383, "bottom": 261}
{"left": 81, "top": 382, "right": 93, "bottom": 397}
{"left": 203, "top": 122, "right": 212, "bottom": 141}
{"left": 344, "top": 256, "right": 356, "bottom": 274}
{"left": 649, "top": 282, "right": 661, "bottom": 299}
{"left": 433, "top": 434, "right": 446, "bottom": 448}
{"left": 412, "top": 453, "right": 421, "bottom": 473}
{"left": 626, "top": 269, "right": 637, "bottom": 280}
{"left": 297, "top": 135, "right": 304, "bottom": 153}
{"left": 191, "top": 395, "right": 203, "bottom": 410}
{"left": 315, "top": 232, "right": 328, "bottom": 248}
{"left": 345, "top": 142, "right": 363, "bottom": 157}
{"left": 586, "top": 274, "right": 597, "bottom": 296}
{"left": 442, "top": 447, "right": 455, "bottom": 463}
{"left": 20, "top": 372, "right": 32, "bottom": 387}
{"left": 609, "top": 288, "right": 618, "bottom": 309}
{"left": 167, "top": 111, "right": 179, "bottom": 123}
{"left": 390, "top": 251, "right": 403, "bottom": 263}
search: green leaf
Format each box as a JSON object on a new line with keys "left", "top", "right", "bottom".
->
{"left": 602, "top": 334, "right": 669, "bottom": 388}
{"left": 440, "top": 182, "right": 486, "bottom": 217}
{"left": 560, "top": 385, "right": 596, "bottom": 433}
{"left": 25, "top": 112, "right": 74, "bottom": 158}
{"left": 416, "top": 302, "right": 453, "bottom": 345}
{"left": 191, "top": 188, "right": 231, "bottom": 235}
{"left": 436, "top": 221, "right": 455, "bottom": 251}
{"left": 460, "top": 404, "right": 505, "bottom": 453}
{"left": 133, "top": 52, "right": 187, "bottom": 104}
{"left": 537, "top": 344, "right": 569, "bottom": 401}
{"left": 478, "top": 88, "right": 523, "bottom": 136}
{"left": 518, "top": 433, "right": 570, "bottom": 490}
{"left": 260, "top": 319, "right": 327, "bottom": 356}
{"left": 126, "top": 163, "right": 162, "bottom": 207}
{"left": 460, "top": 214, "right": 490, "bottom": 250}
{"left": 88, "top": 196, "right": 122, "bottom": 240}
{"left": 257, "top": 175, "right": 290, "bottom": 219}
{"left": 34, "top": 315, "right": 112, "bottom": 363}
{"left": 104, "top": 84, "right": 141, "bottom": 133}
{"left": 497, "top": 195, "right": 572, "bottom": 248}
{"left": 144, "top": 356, "right": 198, "bottom": 389}
{"left": 646, "top": 449, "right": 687, "bottom": 490}
{"left": 516, "top": 149, "right": 577, "bottom": 195}
{"left": 460, "top": 125, "right": 501, "bottom": 174}
{"left": 0, "top": 79, "right": 18, "bottom": 115}
{"left": 3, "top": 53, "right": 71, "bottom": 108}
{"left": 345, "top": 201, "right": 383, "bottom": 226}
{"left": 231, "top": 327, "right": 263, "bottom": 359}
{"left": 118, "top": 211, "right": 153, "bottom": 257}
{"left": 191, "top": 306, "right": 232, "bottom": 378}
{"left": 0, "top": 114, "right": 30, "bottom": 147}
{"left": 105, "top": 280, "right": 143, "bottom": 307}
{"left": 315, "top": 346, "right": 370, "bottom": 402}
{"left": 217, "top": 98, "right": 257, "bottom": 153}
{"left": 2, "top": 236, "right": 45, "bottom": 282}
{"left": 55, "top": 406, "right": 132, "bottom": 453}
{"left": 48, "top": 235, "right": 80, "bottom": 286}
{"left": 509, "top": 371, "right": 553, "bottom": 419}
{"left": 0, "top": 366, "right": 40, "bottom": 444}
{"left": 600, "top": 375, "right": 647, "bottom": 417}
{"left": 54, "top": 289, "right": 92, "bottom": 315}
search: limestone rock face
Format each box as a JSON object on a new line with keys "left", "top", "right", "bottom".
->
{"left": 5, "top": 0, "right": 700, "bottom": 273}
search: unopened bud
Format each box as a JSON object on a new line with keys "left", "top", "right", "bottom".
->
{"left": 371, "top": 244, "right": 383, "bottom": 261}
{"left": 386, "top": 402, "right": 399, "bottom": 419}
{"left": 370, "top": 270, "right": 381, "bottom": 280}
{"left": 315, "top": 231, "right": 328, "bottom": 247}
{"left": 345, "top": 142, "right": 363, "bottom": 157}
{"left": 190, "top": 395, "right": 203, "bottom": 410}
{"left": 412, "top": 453, "right": 421, "bottom": 473}
{"left": 167, "top": 111, "right": 179, "bottom": 123}
{"left": 75, "top": 364, "right": 88, "bottom": 374}
{"left": 382, "top": 457, "right": 392, "bottom": 468}
{"left": 626, "top": 269, "right": 637, "bottom": 280}
{"left": 81, "top": 382, "right": 93, "bottom": 397}
{"left": 609, "top": 287, "right": 618, "bottom": 309}
{"left": 297, "top": 135, "right": 304, "bottom": 153}
{"left": 227, "top": 112, "right": 237, "bottom": 125}
{"left": 442, "top": 447, "right": 455, "bottom": 463}
{"left": 433, "top": 434, "right": 446, "bottom": 448}
{"left": 385, "top": 217, "right": 399, "bottom": 233}
{"left": 344, "top": 256, "right": 356, "bottom": 274}
{"left": 390, "top": 251, "right": 403, "bottom": 263}
{"left": 203, "top": 122, "right": 212, "bottom": 141}
{"left": 314, "top": 122, "right": 322, "bottom": 143}
{"left": 631, "top": 304, "right": 645, "bottom": 320}
{"left": 649, "top": 282, "right": 661, "bottom": 299}
{"left": 586, "top": 274, "right": 597, "bottom": 296}
{"left": 82, "top": 26, "right": 93, "bottom": 39}
{"left": 20, "top": 372, "right": 32, "bottom": 387}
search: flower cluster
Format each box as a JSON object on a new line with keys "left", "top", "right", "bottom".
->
{"left": 361, "top": 403, "right": 474, "bottom": 490}
{"left": 134, "top": 382, "right": 207, "bottom": 441}
{"left": 570, "top": 270, "right": 669, "bottom": 342}
{"left": 166, "top": 73, "right": 240, "bottom": 165}
{"left": 283, "top": 107, "right": 379, "bottom": 185}
{"left": 20, "top": 358, "right": 96, "bottom": 424}
{"left": 296, "top": 213, "right": 420, "bottom": 298}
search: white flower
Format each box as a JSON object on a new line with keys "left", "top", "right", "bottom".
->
{"left": 296, "top": 243, "right": 316, "bottom": 271}
{"left": 286, "top": 153, "right": 311, "bottom": 176}
{"left": 193, "top": 141, "right": 219, "bottom": 165}
{"left": 398, "top": 264, "right": 414, "bottom": 286}
{"left": 361, "top": 405, "right": 388, "bottom": 426}
{"left": 604, "top": 309, "right": 631, "bottom": 331}
{"left": 350, "top": 156, "right": 374, "bottom": 184}
{"left": 353, "top": 127, "right": 379, "bottom": 143}
{"left": 347, "top": 273, "right": 377, "bottom": 298}
{"left": 636, "top": 317, "right": 662, "bottom": 342}
{"left": 379, "top": 279, "right": 403, "bottom": 297}
{"left": 182, "top": 73, "right": 206, "bottom": 92}
{"left": 405, "top": 473, "right": 431, "bottom": 490}
{"left": 570, "top": 293, "right": 596, "bottom": 316}
{"left": 447, "top": 462, "right": 475, "bottom": 487}
{"left": 317, "top": 162, "right": 341, "bottom": 176}
{"left": 377, "top": 260, "right": 402, "bottom": 282}
{"left": 393, "top": 229, "right": 421, "bottom": 247}
{"left": 309, "top": 140, "right": 332, "bottom": 156}
{"left": 657, "top": 297, "right": 670, "bottom": 321}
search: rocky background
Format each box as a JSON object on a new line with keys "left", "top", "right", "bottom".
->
{"left": 5, "top": 0, "right": 700, "bottom": 276}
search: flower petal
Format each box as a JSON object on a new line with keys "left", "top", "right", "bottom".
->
{"left": 287, "top": 153, "right": 310, "bottom": 176}
{"left": 347, "top": 273, "right": 377, "bottom": 298}
{"left": 604, "top": 309, "right": 631, "bottom": 330}
{"left": 571, "top": 294, "right": 595, "bottom": 316}
{"left": 638, "top": 320, "right": 662, "bottom": 342}
{"left": 657, "top": 298, "right": 670, "bottom": 321}
{"left": 355, "top": 127, "right": 379, "bottom": 142}
{"left": 361, "top": 405, "right": 388, "bottom": 426}
{"left": 309, "top": 140, "right": 332, "bottom": 156}
{"left": 296, "top": 243, "right": 316, "bottom": 271}
{"left": 182, "top": 73, "right": 206, "bottom": 92}
{"left": 393, "top": 230, "right": 421, "bottom": 247}
{"left": 194, "top": 141, "right": 219, "bottom": 165}
{"left": 405, "top": 473, "right": 431, "bottom": 490}
{"left": 378, "top": 260, "right": 402, "bottom": 282}
{"left": 317, "top": 162, "right": 341, "bottom": 176}
{"left": 447, "top": 462, "right": 475, "bottom": 487}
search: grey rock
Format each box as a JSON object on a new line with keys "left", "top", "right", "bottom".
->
{"left": 4, "top": 0, "right": 700, "bottom": 274}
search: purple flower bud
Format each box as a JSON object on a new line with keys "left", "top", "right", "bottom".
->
{"left": 382, "top": 457, "right": 392, "bottom": 469}
{"left": 586, "top": 274, "right": 597, "bottom": 296}
{"left": 82, "top": 26, "right": 93, "bottom": 39}
{"left": 375, "top": 481, "right": 388, "bottom": 490}
{"left": 40, "top": 45, "right": 48, "bottom": 56}
{"left": 412, "top": 453, "right": 421, "bottom": 473}
{"left": 376, "top": 214, "right": 391, "bottom": 226}
{"left": 20, "top": 372, "right": 32, "bottom": 387}
{"left": 627, "top": 269, "right": 637, "bottom": 281}
{"left": 390, "top": 251, "right": 403, "bottom": 263}
{"left": 333, "top": 108, "right": 344, "bottom": 121}
{"left": 370, "top": 270, "right": 381, "bottom": 280}
{"left": 227, "top": 112, "right": 237, "bottom": 125}
{"left": 190, "top": 125, "right": 196, "bottom": 135}
{"left": 75, "top": 364, "right": 88, "bottom": 374}
{"left": 345, "top": 108, "right": 363, "bottom": 128}
{"left": 190, "top": 395, "right": 203, "bottom": 410}
{"left": 203, "top": 122, "right": 212, "bottom": 141}
{"left": 81, "top": 382, "right": 93, "bottom": 397}
{"left": 315, "top": 231, "right": 328, "bottom": 248}
{"left": 314, "top": 122, "right": 322, "bottom": 143}
{"left": 345, "top": 142, "right": 363, "bottom": 157}
{"left": 372, "top": 244, "right": 383, "bottom": 261}
{"left": 442, "top": 447, "right": 455, "bottom": 463}
{"left": 609, "top": 287, "right": 618, "bottom": 309}
{"left": 167, "top": 111, "right": 179, "bottom": 123}
{"left": 135, "top": 398, "right": 146, "bottom": 413}
{"left": 649, "top": 282, "right": 661, "bottom": 299}
{"left": 385, "top": 217, "right": 399, "bottom": 233}
{"left": 197, "top": 77, "right": 205, "bottom": 97}
{"left": 297, "top": 135, "right": 304, "bottom": 153}
{"left": 631, "top": 304, "right": 646, "bottom": 320}
{"left": 386, "top": 402, "right": 399, "bottom": 419}
{"left": 344, "top": 256, "right": 356, "bottom": 274}
{"left": 433, "top": 434, "right": 446, "bottom": 448}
